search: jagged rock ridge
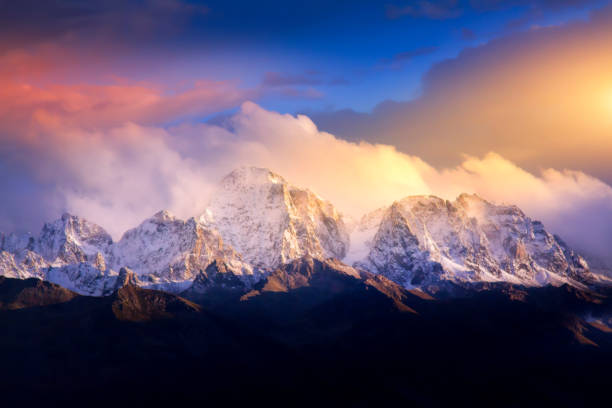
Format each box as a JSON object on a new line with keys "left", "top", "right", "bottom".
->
{"left": 109, "top": 210, "right": 255, "bottom": 293}
{"left": 200, "top": 166, "right": 350, "bottom": 270}
{"left": 0, "top": 211, "right": 257, "bottom": 296}
{"left": 0, "top": 168, "right": 601, "bottom": 297}
{"left": 0, "top": 214, "right": 116, "bottom": 295}
{"left": 353, "top": 194, "right": 593, "bottom": 290}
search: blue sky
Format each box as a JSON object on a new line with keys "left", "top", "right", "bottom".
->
{"left": 1, "top": 0, "right": 605, "bottom": 114}
{"left": 133, "top": 1, "right": 604, "bottom": 113}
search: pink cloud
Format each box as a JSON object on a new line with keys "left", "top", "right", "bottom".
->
{"left": 0, "top": 47, "right": 257, "bottom": 144}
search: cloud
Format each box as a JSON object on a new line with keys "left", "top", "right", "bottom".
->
{"left": 259, "top": 70, "right": 352, "bottom": 101}
{"left": 183, "top": 105, "right": 612, "bottom": 265}
{"left": 391, "top": 46, "right": 439, "bottom": 62}
{"left": 277, "top": 87, "right": 325, "bottom": 99}
{"left": 0, "top": 81, "right": 252, "bottom": 134}
{"left": 312, "top": 5, "right": 612, "bottom": 186}
{"left": 385, "top": 0, "right": 598, "bottom": 20}
{"left": 0, "top": 42, "right": 610, "bottom": 266}
{"left": 0, "top": 48, "right": 256, "bottom": 140}
{"left": 426, "top": 153, "right": 612, "bottom": 263}
{"left": 0, "top": 0, "right": 211, "bottom": 52}
{"left": 262, "top": 71, "right": 349, "bottom": 90}
{"left": 386, "top": 1, "right": 462, "bottom": 20}
{"left": 262, "top": 72, "right": 323, "bottom": 87}
{"left": 0, "top": 46, "right": 254, "bottom": 237}
{"left": 379, "top": 46, "right": 440, "bottom": 70}
{"left": 57, "top": 123, "right": 212, "bottom": 240}
{"left": 3, "top": 82, "right": 611, "bottom": 266}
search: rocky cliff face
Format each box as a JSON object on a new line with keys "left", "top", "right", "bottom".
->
{"left": 181, "top": 259, "right": 261, "bottom": 299}
{"left": 110, "top": 210, "right": 254, "bottom": 292}
{"left": 0, "top": 214, "right": 113, "bottom": 294}
{"left": 0, "top": 210, "right": 256, "bottom": 296}
{"left": 353, "top": 194, "right": 592, "bottom": 290}
{"left": 0, "top": 169, "right": 599, "bottom": 297}
{"left": 200, "top": 166, "right": 350, "bottom": 269}
{"left": 37, "top": 213, "right": 113, "bottom": 265}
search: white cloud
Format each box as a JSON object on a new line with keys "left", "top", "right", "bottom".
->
{"left": 3, "top": 101, "right": 612, "bottom": 264}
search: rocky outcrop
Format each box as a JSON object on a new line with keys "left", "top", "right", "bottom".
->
{"left": 0, "top": 169, "right": 598, "bottom": 298}
{"left": 109, "top": 210, "right": 254, "bottom": 293}
{"left": 200, "top": 166, "right": 350, "bottom": 269}
{"left": 353, "top": 194, "right": 592, "bottom": 290}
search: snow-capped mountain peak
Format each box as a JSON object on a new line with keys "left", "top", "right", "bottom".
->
{"left": 353, "top": 193, "right": 592, "bottom": 291}
{"left": 200, "top": 166, "right": 350, "bottom": 270}
{"left": 217, "top": 166, "right": 287, "bottom": 190}
{"left": 0, "top": 213, "right": 115, "bottom": 295}
{"left": 109, "top": 211, "right": 254, "bottom": 292}
{"left": 151, "top": 209, "right": 176, "bottom": 222}
{"left": 0, "top": 168, "right": 602, "bottom": 297}
{"left": 37, "top": 213, "right": 114, "bottom": 265}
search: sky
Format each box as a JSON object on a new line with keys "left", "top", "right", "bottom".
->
{"left": 1, "top": 0, "right": 612, "bottom": 264}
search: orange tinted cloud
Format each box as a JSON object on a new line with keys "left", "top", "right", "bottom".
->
{"left": 315, "top": 6, "right": 612, "bottom": 184}
{"left": 0, "top": 45, "right": 255, "bottom": 233}
{"left": 0, "top": 47, "right": 256, "bottom": 151}
{"left": 0, "top": 38, "right": 611, "bottom": 267}
{"left": 1, "top": 89, "right": 611, "bottom": 265}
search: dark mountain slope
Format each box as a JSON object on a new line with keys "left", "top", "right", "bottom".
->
{"left": 0, "top": 278, "right": 295, "bottom": 406}
{"left": 181, "top": 256, "right": 431, "bottom": 344}
{"left": 2, "top": 272, "right": 612, "bottom": 407}
{"left": 0, "top": 276, "right": 77, "bottom": 310}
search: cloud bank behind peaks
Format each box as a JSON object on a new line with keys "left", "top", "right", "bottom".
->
{"left": 1, "top": 99, "right": 611, "bottom": 264}
{"left": 81, "top": 105, "right": 612, "bottom": 262}
{"left": 312, "top": 6, "right": 612, "bottom": 186}
{"left": 188, "top": 104, "right": 612, "bottom": 263}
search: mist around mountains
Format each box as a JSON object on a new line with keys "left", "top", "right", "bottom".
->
{"left": 0, "top": 166, "right": 606, "bottom": 298}
{"left": 2, "top": 166, "right": 612, "bottom": 406}
{"left": 4, "top": 2, "right": 612, "bottom": 406}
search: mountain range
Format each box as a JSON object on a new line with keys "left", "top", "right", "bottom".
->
{"left": 3, "top": 256, "right": 612, "bottom": 407}
{"left": 3, "top": 167, "right": 612, "bottom": 406}
{"left": 0, "top": 166, "right": 605, "bottom": 297}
